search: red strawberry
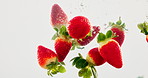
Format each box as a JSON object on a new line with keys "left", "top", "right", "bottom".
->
{"left": 137, "top": 22, "right": 148, "bottom": 42}
{"left": 37, "top": 45, "right": 57, "bottom": 69}
{"left": 55, "top": 37, "right": 72, "bottom": 62}
{"left": 77, "top": 26, "right": 100, "bottom": 46}
{"left": 68, "top": 16, "right": 91, "bottom": 39}
{"left": 86, "top": 47, "right": 106, "bottom": 66}
{"left": 97, "top": 30, "right": 123, "bottom": 68}
{"left": 50, "top": 4, "right": 68, "bottom": 29}
{"left": 109, "top": 18, "right": 126, "bottom": 46}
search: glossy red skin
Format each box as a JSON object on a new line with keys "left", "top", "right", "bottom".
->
{"left": 88, "top": 48, "right": 106, "bottom": 66}
{"left": 111, "top": 27, "right": 125, "bottom": 46}
{"left": 146, "top": 35, "right": 148, "bottom": 42}
{"left": 99, "top": 40, "right": 123, "bottom": 68}
{"left": 68, "top": 16, "right": 91, "bottom": 39}
{"left": 77, "top": 26, "right": 100, "bottom": 46}
{"left": 55, "top": 38, "right": 72, "bottom": 62}
{"left": 51, "top": 4, "right": 68, "bottom": 27}
{"left": 37, "top": 45, "right": 57, "bottom": 67}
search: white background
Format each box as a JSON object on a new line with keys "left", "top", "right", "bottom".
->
{"left": 1, "top": 0, "right": 148, "bottom": 78}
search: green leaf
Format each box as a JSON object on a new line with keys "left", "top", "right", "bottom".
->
{"left": 58, "top": 66, "right": 66, "bottom": 73}
{"left": 52, "top": 33, "right": 58, "bottom": 40}
{"left": 51, "top": 69, "right": 58, "bottom": 75}
{"left": 106, "top": 30, "right": 113, "bottom": 38}
{"left": 76, "top": 59, "right": 88, "bottom": 69}
{"left": 72, "top": 57, "right": 81, "bottom": 66}
{"left": 77, "top": 46, "right": 84, "bottom": 49}
{"left": 54, "top": 28, "right": 59, "bottom": 32}
{"left": 97, "top": 33, "right": 106, "bottom": 43}
{"left": 70, "top": 57, "right": 78, "bottom": 62}
{"left": 78, "top": 69, "right": 86, "bottom": 77}
{"left": 59, "top": 26, "right": 69, "bottom": 36}
{"left": 59, "top": 62, "right": 65, "bottom": 65}
{"left": 71, "top": 45, "right": 76, "bottom": 50}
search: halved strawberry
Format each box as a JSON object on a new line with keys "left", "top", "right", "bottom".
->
{"left": 86, "top": 47, "right": 106, "bottom": 66}
{"left": 109, "top": 17, "right": 126, "bottom": 46}
{"left": 37, "top": 45, "right": 57, "bottom": 69}
{"left": 50, "top": 4, "right": 68, "bottom": 29}
{"left": 77, "top": 26, "right": 100, "bottom": 46}
{"left": 37, "top": 45, "right": 66, "bottom": 76}
{"left": 137, "top": 22, "right": 148, "bottom": 42}
{"left": 55, "top": 37, "right": 72, "bottom": 62}
{"left": 68, "top": 16, "right": 91, "bottom": 39}
{"left": 97, "top": 30, "right": 123, "bottom": 68}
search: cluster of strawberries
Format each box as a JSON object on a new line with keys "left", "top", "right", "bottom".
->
{"left": 37, "top": 4, "right": 126, "bottom": 78}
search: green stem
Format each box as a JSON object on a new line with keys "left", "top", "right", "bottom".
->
{"left": 91, "top": 66, "right": 98, "bottom": 78}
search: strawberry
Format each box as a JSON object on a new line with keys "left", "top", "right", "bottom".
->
{"left": 68, "top": 16, "right": 91, "bottom": 39}
{"left": 137, "top": 22, "right": 148, "bottom": 42}
{"left": 77, "top": 26, "right": 100, "bottom": 46}
{"left": 37, "top": 45, "right": 57, "bottom": 69}
{"left": 55, "top": 37, "right": 72, "bottom": 62}
{"left": 97, "top": 30, "right": 123, "bottom": 68}
{"left": 50, "top": 4, "right": 68, "bottom": 29}
{"left": 37, "top": 45, "right": 66, "bottom": 76}
{"left": 86, "top": 47, "right": 106, "bottom": 66}
{"left": 109, "top": 17, "right": 126, "bottom": 46}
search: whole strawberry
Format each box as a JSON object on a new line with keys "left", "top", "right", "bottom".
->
{"left": 109, "top": 17, "right": 126, "bottom": 46}
{"left": 51, "top": 4, "right": 68, "bottom": 29}
{"left": 97, "top": 30, "right": 123, "bottom": 68}
{"left": 37, "top": 45, "right": 57, "bottom": 69}
{"left": 55, "top": 37, "right": 72, "bottom": 62}
{"left": 37, "top": 45, "right": 66, "bottom": 76}
{"left": 68, "top": 16, "right": 91, "bottom": 39}
{"left": 137, "top": 22, "right": 148, "bottom": 43}
{"left": 86, "top": 47, "right": 106, "bottom": 66}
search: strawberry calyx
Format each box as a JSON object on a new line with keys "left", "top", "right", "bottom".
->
{"left": 70, "top": 53, "right": 98, "bottom": 78}
{"left": 137, "top": 21, "right": 148, "bottom": 35}
{"left": 109, "top": 17, "right": 127, "bottom": 31}
{"left": 97, "top": 30, "right": 117, "bottom": 44}
{"left": 52, "top": 26, "right": 71, "bottom": 40}
{"left": 46, "top": 58, "right": 66, "bottom": 77}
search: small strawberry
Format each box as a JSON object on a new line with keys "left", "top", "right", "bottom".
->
{"left": 137, "top": 22, "right": 148, "bottom": 42}
{"left": 97, "top": 30, "right": 123, "bottom": 68}
{"left": 37, "top": 45, "right": 66, "bottom": 76}
{"left": 37, "top": 45, "right": 57, "bottom": 69}
{"left": 109, "top": 17, "right": 126, "bottom": 46}
{"left": 86, "top": 47, "right": 106, "bottom": 66}
{"left": 50, "top": 4, "right": 68, "bottom": 29}
{"left": 55, "top": 37, "right": 72, "bottom": 62}
{"left": 68, "top": 16, "right": 91, "bottom": 39}
{"left": 77, "top": 26, "right": 100, "bottom": 46}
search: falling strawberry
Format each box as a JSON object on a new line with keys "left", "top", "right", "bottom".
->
{"left": 86, "top": 47, "right": 106, "bottom": 66}
{"left": 77, "top": 26, "right": 100, "bottom": 46}
{"left": 37, "top": 45, "right": 66, "bottom": 76}
{"left": 37, "top": 45, "right": 57, "bottom": 69}
{"left": 50, "top": 4, "right": 68, "bottom": 29}
{"left": 97, "top": 30, "right": 123, "bottom": 68}
{"left": 68, "top": 16, "right": 91, "bottom": 39}
{"left": 109, "top": 17, "right": 126, "bottom": 46}
{"left": 55, "top": 37, "right": 72, "bottom": 62}
{"left": 137, "top": 22, "right": 148, "bottom": 42}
